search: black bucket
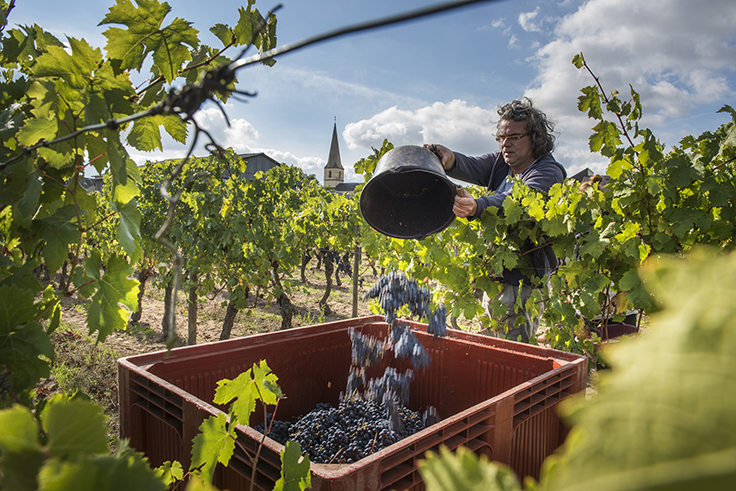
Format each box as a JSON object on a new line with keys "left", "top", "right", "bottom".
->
{"left": 359, "top": 145, "right": 456, "bottom": 240}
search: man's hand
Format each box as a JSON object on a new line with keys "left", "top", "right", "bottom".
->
{"left": 424, "top": 143, "right": 456, "bottom": 171}
{"left": 453, "top": 187, "right": 478, "bottom": 218}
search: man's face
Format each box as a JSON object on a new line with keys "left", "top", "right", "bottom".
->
{"left": 497, "top": 119, "right": 535, "bottom": 174}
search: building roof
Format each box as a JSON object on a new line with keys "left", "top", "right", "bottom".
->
{"left": 569, "top": 167, "right": 611, "bottom": 188}
{"left": 79, "top": 176, "right": 104, "bottom": 193}
{"left": 570, "top": 167, "right": 595, "bottom": 182}
{"left": 334, "top": 182, "right": 359, "bottom": 193}
{"left": 238, "top": 152, "right": 282, "bottom": 168}
{"left": 325, "top": 122, "right": 343, "bottom": 170}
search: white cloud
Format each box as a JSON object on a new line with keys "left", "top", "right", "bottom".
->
{"left": 524, "top": 0, "right": 736, "bottom": 170}
{"left": 519, "top": 8, "right": 541, "bottom": 32}
{"left": 193, "top": 108, "right": 261, "bottom": 152}
{"left": 343, "top": 100, "right": 497, "bottom": 156}
{"left": 126, "top": 106, "right": 327, "bottom": 180}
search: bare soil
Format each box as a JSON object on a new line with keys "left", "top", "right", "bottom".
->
{"left": 63, "top": 263, "right": 375, "bottom": 356}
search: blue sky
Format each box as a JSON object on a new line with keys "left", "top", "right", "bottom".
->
{"left": 9, "top": 0, "right": 736, "bottom": 183}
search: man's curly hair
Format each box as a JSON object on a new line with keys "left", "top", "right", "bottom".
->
{"left": 497, "top": 97, "right": 555, "bottom": 159}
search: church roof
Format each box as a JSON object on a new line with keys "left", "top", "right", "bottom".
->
{"left": 325, "top": 122, "right": 343, "bottom": 170}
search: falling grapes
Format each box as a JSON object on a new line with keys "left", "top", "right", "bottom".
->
{"left": 351, "top": 271, "right": 447, "bottom": 438}
{"left": 256, "top": 270, "right": 448, "bottom": 464}
{"left": 428, "top": 304, "right": 447, "bottom": 337}
{"left": 391, "top": 322, "right": 430, "bottom": 370}
{"left": 349, "top": 328, "right": 385, "bottom": 368}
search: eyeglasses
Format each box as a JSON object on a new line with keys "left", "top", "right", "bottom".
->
{"left": 495, "top": 133, "right": 529, "bottom": 143}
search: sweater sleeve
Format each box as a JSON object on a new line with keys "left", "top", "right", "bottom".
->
{"left": 447, "top": 152, "right": 497, "bottom": 186}
{"left": 448, "top": 152, "right": 566, "bottom": 220}
{"left": 447, "top": 151, "right": 509, "bottom": 219}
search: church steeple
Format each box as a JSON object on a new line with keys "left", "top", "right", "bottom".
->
{"left": 324, "top": 118, "right": 344, "bottom": 188}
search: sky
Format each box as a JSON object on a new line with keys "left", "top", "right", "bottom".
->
{"left": 8, "top": 0, "right": 736, "bottom": 183}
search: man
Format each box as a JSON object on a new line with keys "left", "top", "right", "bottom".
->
{"left": 424, "top": 97, "right": 566, "bottom": 342}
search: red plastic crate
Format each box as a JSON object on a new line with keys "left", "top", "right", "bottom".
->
{"left": 118, "top": 316, "right": 586, "bottom": 490}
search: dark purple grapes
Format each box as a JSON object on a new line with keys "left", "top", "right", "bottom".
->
{"left": 348, "top": 328, "right": 385, "bottom": 367}
{"left": 260, "top": 398, "right": 424, "bottom": 464}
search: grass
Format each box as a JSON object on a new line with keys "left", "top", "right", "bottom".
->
{"left": 44, "top": 324, "right": 122, "bottom": 449}
{"left": 127, "top": 321, "right": 157, "bottom": 337}
{"left": 235, "top": 308, "right": 282, "bottom": 335}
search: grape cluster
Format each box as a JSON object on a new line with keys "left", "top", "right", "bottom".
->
{"left": 428, "top": 304, "right": 447, "bottom": 337}
{"left": 391, "top": 322, "right": 430, "bottom": 370}
{"left": 363, "top": 271, "right": 431, "bottom": 324}
{"left": 254, "top": 418, "right": 292, "bottom": 444}
{"left": 259, "top": 398, "right": 424, "bottom": 464}
{"left": 336, "top": 252, "right": 352, "bottom": 277}
{"left": 320, "top": 248, "right": 353, "bottom": 277}
{"left": 348, "top": 328, "right": 385, "bottom": 368}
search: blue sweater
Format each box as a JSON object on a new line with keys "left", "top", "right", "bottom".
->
{"left": 448, "top": 151, "right": 567, "bottom": 285}
{"left": 448, "top": 151, "right": 566, "bottom": 219}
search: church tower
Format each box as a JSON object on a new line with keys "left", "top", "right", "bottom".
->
{"left": 323, "top": 119, "right": 344, "bottom": 188}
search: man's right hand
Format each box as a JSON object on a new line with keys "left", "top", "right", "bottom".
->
{"left": 424, "top": 144, "right": 455, "bottom": 171}
{"left": 453, "top": 186, "right": 478, "bottom": 219}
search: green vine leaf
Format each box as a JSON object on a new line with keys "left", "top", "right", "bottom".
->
{"left": 161, "top": 113, "right": 188, "bottom": 143}
{"left": 100, "top": 0, "right": 199, "bottom": 83}
{"left": 183, "top": 475, "right": 220, "bottom": 491}
{"left": 154, "top": 460, "right": 183, "bottom": 486}
{"left": 0, "top": 404, "right": 42, "bottom": 453}
{"left": 42, "top": 396, "right": 109, "bottom": 460}
{"left": 213, "top": 360, "right": 283, "bottom": 426}
{"left": 0, "top": 321, "right": 54, "bottom": 398}
{"left": 210, "top": 24, "right": 233, "bottom": 47}
{"left": 190, "top": 413, "right": 236, "bottom": 483}
{"left": 14, "top": 171, "right": 42, "bottom": 229}
{"left": 577, "top": 86, "right": 602, "bottom": 120}
{"left": 544, "top": 248, "right": 736, "bottom": 490}
{"left": 15, "top": 116, "right": 57, "bottom": 147}
{"left": 85, "top": 253, "right": 139, "bottom": 342}
{"left": 127, "top": 117, "right": 163, "bottom": 152}
{"left": 0, "top": 284, "right": 39, "bottom": 330}
{"left": 273, "top": 441, "right": 311, "bottom": 491}
{"left": 419, "top": 446, "right": 521, "bottom": 491}
{"left": 36, "top": 442, "right": 166, "bottom": 491}
{"left": 115, "top": 198, "right": 142, "bottom": 262}
{"left": 0, "top": 405, "right": 45, "bottom": 489}
{"left": 572, "top": 52, "right": 584, "bottom": 69}
{"left": 32, "top": 38, "right": 102, "bottom": 89}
